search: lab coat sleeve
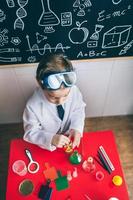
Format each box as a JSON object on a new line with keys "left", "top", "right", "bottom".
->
{"left": 23, "top": 105, "right": 56, "bottom": 151}
{"left": 69, "top": 88, "right": 86, "bottom": 136}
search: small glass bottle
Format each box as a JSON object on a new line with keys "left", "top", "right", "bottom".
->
{"left": 69, "top": 150, "right": 82, "bottom": 164}
{"left": 82, "top": 156, "right": 96, "bottom": 173}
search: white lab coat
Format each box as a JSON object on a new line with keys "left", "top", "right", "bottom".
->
{"left": 23, "top": 85, "right": 86, "bottom": 151}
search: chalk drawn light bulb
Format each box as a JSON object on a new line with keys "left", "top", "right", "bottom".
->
{"left": 38, "top": 0, "right": 60, "bottom": 33}
{"left": 68, "top": 20, "right": 89, "bottom": 44}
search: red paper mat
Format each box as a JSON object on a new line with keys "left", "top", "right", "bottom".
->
{"left": 6, "top": 130, "right": 129, "bottom": 200}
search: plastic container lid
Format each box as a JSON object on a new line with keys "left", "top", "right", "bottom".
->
{"left": 112, "top": 175, "right": 123, "bottom": 186}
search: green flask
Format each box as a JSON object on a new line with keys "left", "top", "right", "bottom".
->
{"left": 69, "top": 150, "right": 82, "bottom": 164}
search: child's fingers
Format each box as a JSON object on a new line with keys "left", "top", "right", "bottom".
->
{"left": 59, "top": 135, "right": 70, "bottom": 146}
{"left": 52, "top": 134, "right": 70, "bottom": 148}
{"left": 62, "top": 135, "right": 70, "bottom": 143}
{"left": 68, "top": 134, "right": 72, "bottom": 140}
{"left": 68, "top": 130, "right": 75, "bottom": 141}
{"left": 72, "top": 136, "right": 81, "bottom": 148}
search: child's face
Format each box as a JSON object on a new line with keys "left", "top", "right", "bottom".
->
{"left": 44, "top": 87, "right": 70, "bottom": 105}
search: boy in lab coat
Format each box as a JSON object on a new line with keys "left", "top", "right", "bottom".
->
{"left": 23, "top": 53, "right": 86, "bottom": 151}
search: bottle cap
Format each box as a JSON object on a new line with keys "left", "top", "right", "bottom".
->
{"left": 112, "top": 175, "right": 123, "bottom": 186}
{"left": 87, "top": 156, "right": 93, "bottom": 163}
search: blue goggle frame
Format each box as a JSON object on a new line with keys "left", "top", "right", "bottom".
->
{"left": 41, "top": 71, "right": 77, "bottom": 90}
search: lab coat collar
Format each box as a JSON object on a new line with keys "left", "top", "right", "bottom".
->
{"left": 35, "top": 86, "right": 73, "bottom": 124}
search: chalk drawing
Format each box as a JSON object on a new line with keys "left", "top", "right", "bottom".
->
{"left": 61, "top": 12, "right": 72, "bottom": 26}
{"left": 6, "top": 0, "right": 15, "bottom": 7}
{"left": 69, "top": 21, "right": 89, "bottom": 44}
{"left": 0, "top": 9, "right": 6, "bottom": 22}
{"left": 11, "top": 37, "right": 21, "bottom": 45}
{"left": 90, "top": 24, "right": 104, "bottom": 40}
{"left": 26, "top": 35, "right": 70, "bottom": 55}
{"left": 0, "top": 29, "right": 8, "bottom": 46}
{"left": 38, "top": 0, "right": 60, "bottom": 33}
{"left": 14, "top": 0, "right": 28, "bottom": 30}
{"left": 36, "top": 32, "right": 47, "bottom": 44}
{"left": 102, "top": 25, "right": 132, "bottom": 48}
{"left": 112, "top": 0, "right": 122, "bottom": 5}
{"left": 119, "top": 40, "right": 133, "bottom": 55}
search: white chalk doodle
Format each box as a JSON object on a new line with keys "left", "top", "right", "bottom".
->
{"left": 112, "top": 0, "right": 122, "bottom": 5}
{"left": 31, "top": 43, "right": 52, "bottom": 55}
{"left": 77, "top": 4, "right": 85, "bottom": 16}
{"left": 14, "top": 0, "right": 28, "bottom": 31}
{"left": 69, "top": 21, "right": 89, "bottom": 44}
{"left": 61, "top": 12, "right": 72, "bottom": 26}
{"left": 36, "top": 32, "right": 47, "bottom": 44}
{"left": 87, "top": 41, "right": 98, "bottom": 48}
{"left": 73, "top": 0, "right": 80, "bottom": 7}
{"left": 0, "top": 48, "right": 20, "bottom": 53}
{"left": 0, "top": 9, "right": 6, "bottom": 22}
{"left": 26, "top": 35, "right": 70, "bottom": 55}
{"left": 77, "top": 50, "right": 107, "bottom": 58}
{"left": 0, "top": 42, "right": 21, "bottom": 63}
{"left": 84, "top": 0, "right": 92, "bottom": 7}
{"left": 119, "top": 40, "right": 133, "bottom": 55}
{"left": 38, "top": 0, "right": 60, "bottom": 33}
{"left": 27, "top": 56, "right": 36, "bottom": 62}
{"left": 90, "top": 24, "right": 104, "bottom": 40}
{"left": 102, "top": 25, "right": 132, "bottom": 49}
{"left": 73, "top": 0, "right": 92, "bottom": 8}
{"left": 27, "top": 43, "right": 70, "bottom": 55}
{"left": 97, "top": 5, "right": 131, "bottom": 22}
{"left": 11, "top": 37, "right": 21, "bottom": 45}
{"left": 0, "top": 29, "right": 8, "bottom": 46}
{"left": 26, "top": 35, "right": 50, "bottom": 54}
{"left": 97, "top": 10, "right": 106, "bottom": 22}
{"left": 26, "top": 35, "right": 33, "bottom": 53}
{"left": 0, "top": 56, "right": 21, "bottom": 62}
{"left": 73, "top": 0, "right": 92, "bottom": 17}
{"left": 6, "top": 0, "right": 15, "bottom": 7}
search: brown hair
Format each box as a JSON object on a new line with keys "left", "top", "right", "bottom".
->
{"left": 36, "top": 53, "right": 73, "bottom": 81}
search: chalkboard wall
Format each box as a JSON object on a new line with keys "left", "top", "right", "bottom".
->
{"left": 0, "top": 0, "right": 133, "bottom": 65}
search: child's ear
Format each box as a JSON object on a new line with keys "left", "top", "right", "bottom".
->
{"left": 37, "top": 79, "right": 44, "bottom": 89}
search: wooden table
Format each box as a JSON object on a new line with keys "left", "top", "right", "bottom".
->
{"left": 6, "top": 130, "right": 129, "bottom": 200}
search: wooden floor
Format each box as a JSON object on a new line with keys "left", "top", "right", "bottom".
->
{"left": 0, "top": 115, "right": 133, "bottom": 200}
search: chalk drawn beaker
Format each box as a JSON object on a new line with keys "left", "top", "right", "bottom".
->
{"left": 38, "top": 0, "right": 60, "bottom": 33}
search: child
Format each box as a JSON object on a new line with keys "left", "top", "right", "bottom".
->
{"left": 23, "top": 53, "right": 86, "bottom": 151}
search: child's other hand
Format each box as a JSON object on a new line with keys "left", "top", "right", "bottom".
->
{"left": 68, "top": 129, "right": 81, "bottom": 149}
{"left": 51, "top": 134, "right": 70, "bottom": 148}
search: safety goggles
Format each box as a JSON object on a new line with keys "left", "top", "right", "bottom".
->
{"left": 41, "top": 71, "right": 77, "bottom": 90}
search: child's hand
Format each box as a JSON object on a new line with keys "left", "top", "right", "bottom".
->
{"left": 68, "top": 129, "right": 81, "bottom": 149}
{"left": 51, "top": 134, "right": 70, "bottom": 148}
